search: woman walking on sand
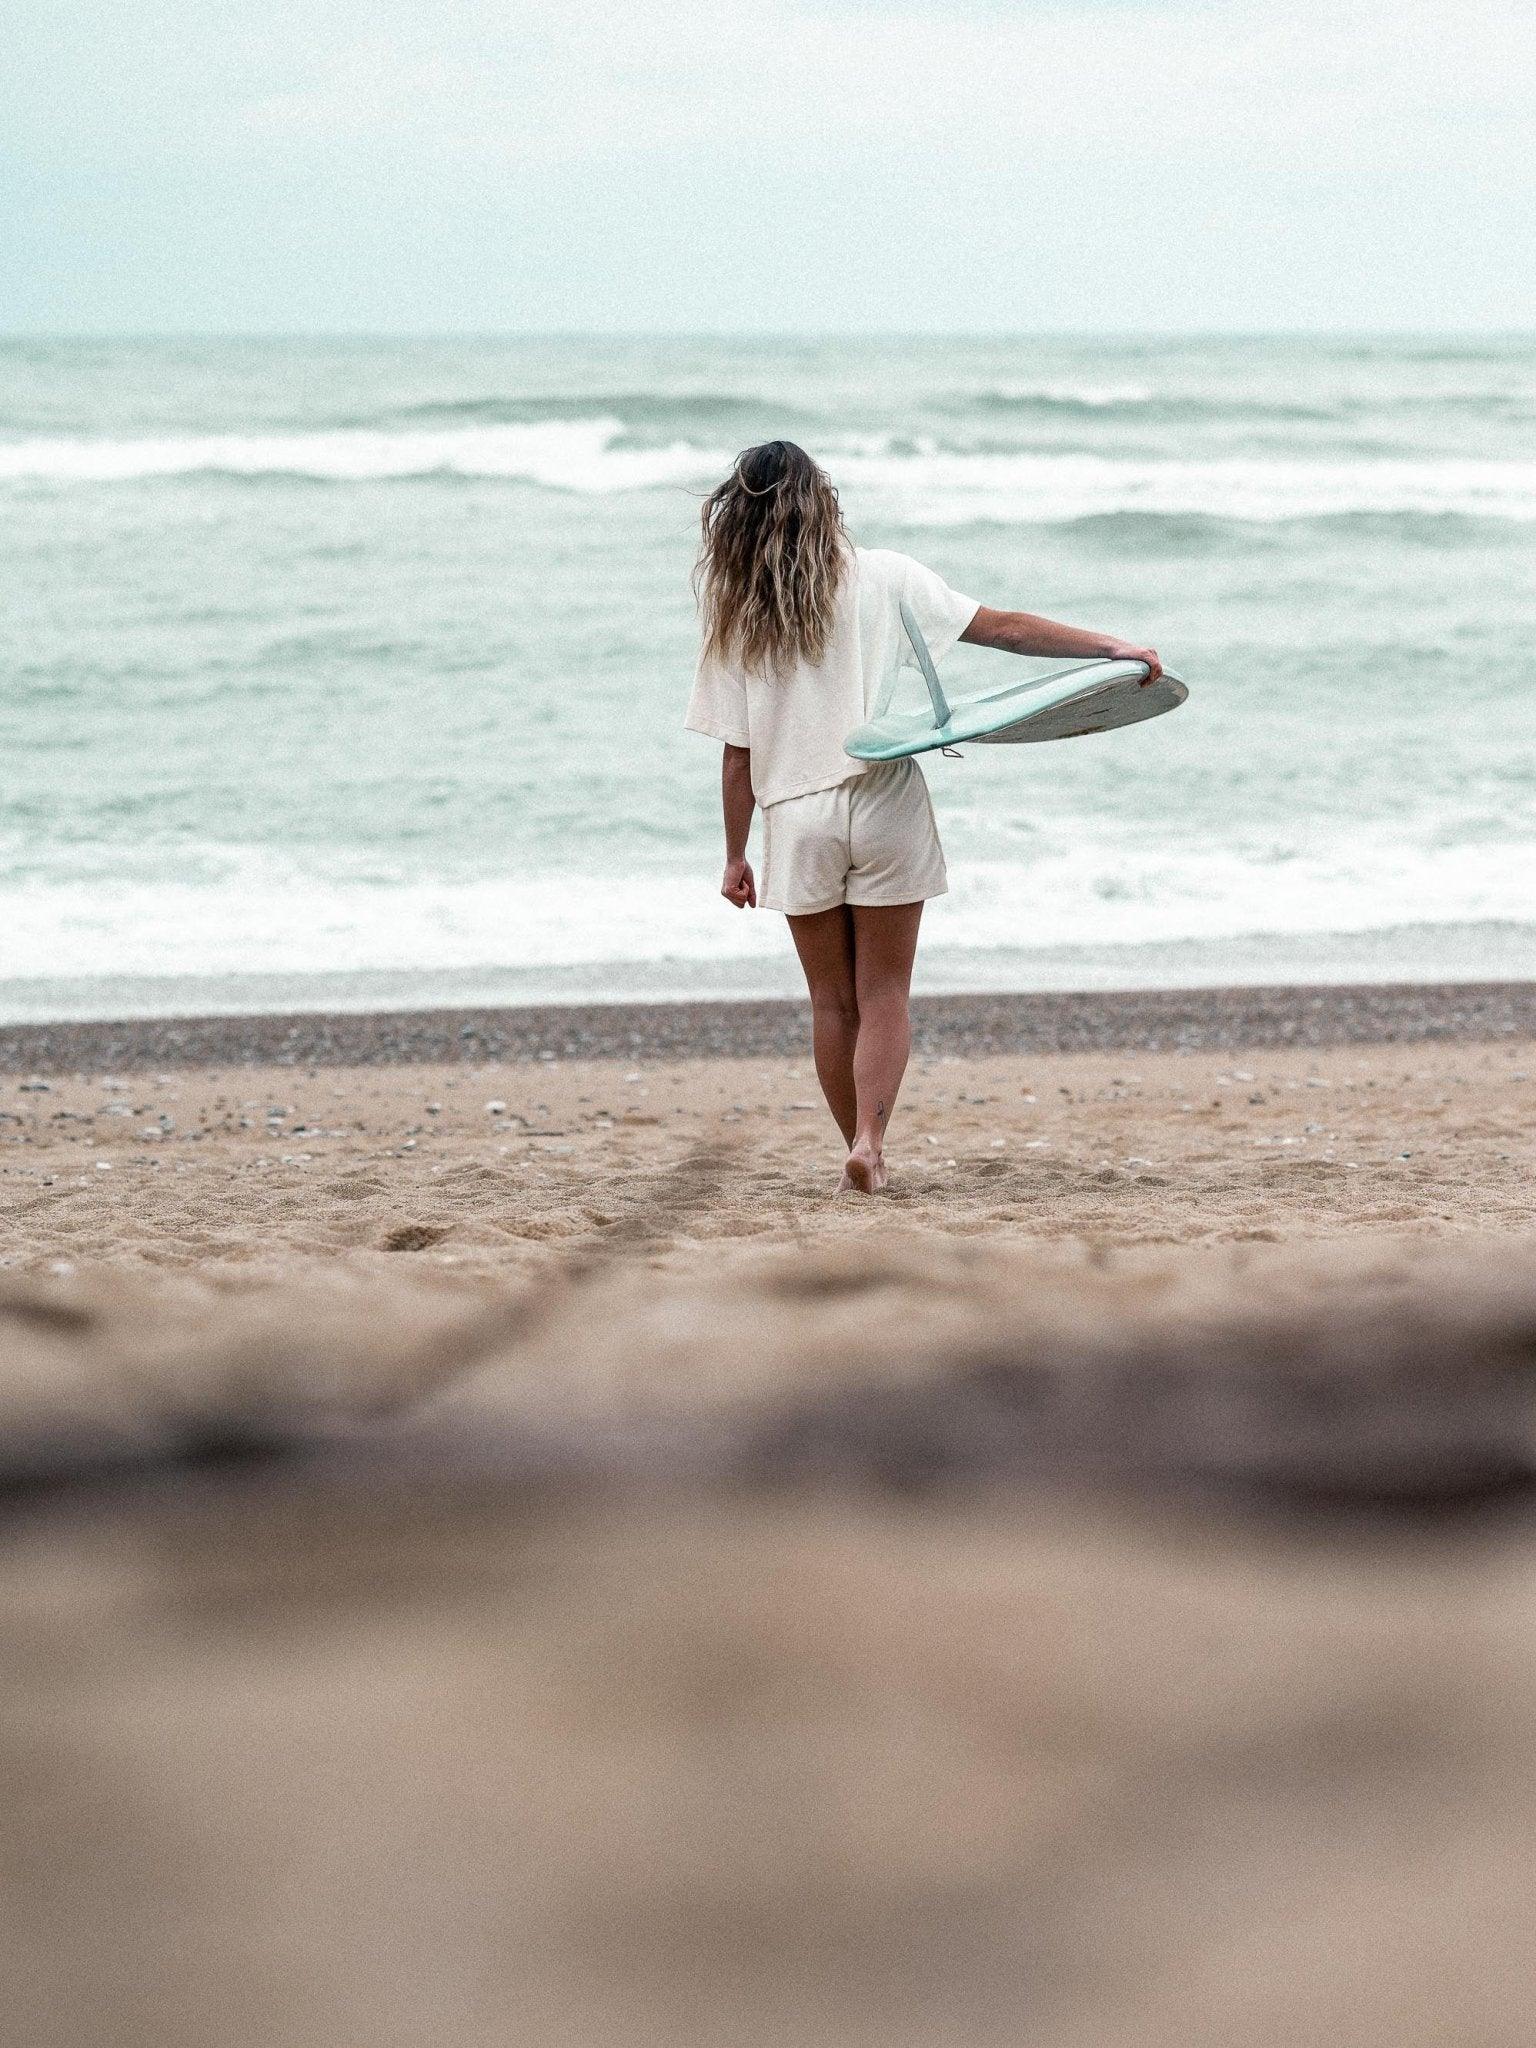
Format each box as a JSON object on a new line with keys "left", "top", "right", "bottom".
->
{"left": 687, "top": 440, "right": 1161, "bottom": 1194}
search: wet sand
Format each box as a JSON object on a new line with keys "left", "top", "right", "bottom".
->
{"left": 3, "top": 977, "right": 1534, "bottom": 1073}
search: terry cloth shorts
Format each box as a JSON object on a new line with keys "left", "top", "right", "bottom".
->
{"left": 759, "top": 759, "right": 948, "bottom": 916}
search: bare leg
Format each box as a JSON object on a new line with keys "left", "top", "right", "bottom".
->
{"left": 844, "top": 901, "right": 924, "bottom": 1192}
{"left": 786, "top": 905, "right": 859, "bottom": 1148}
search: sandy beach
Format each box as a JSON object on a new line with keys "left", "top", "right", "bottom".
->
{"left": 5, "top": 983, "right": 1536, "bottom": 2045}
{"left": 3, "top": 983, "right": 1533, "bottom": 1291}
{"left": 3, "top": 981, "right": 1535, "bottom": 1492}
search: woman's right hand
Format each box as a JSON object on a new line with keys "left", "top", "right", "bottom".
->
{"left": 722, "top": 858, "right": 757, "bottom": 908}
{"left": 1104, "top": 639, "right": 1164, "bottom": 684}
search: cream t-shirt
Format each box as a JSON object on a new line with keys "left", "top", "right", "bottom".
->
{"left": 684, "top": 545, "right": 980, "bottom": 809}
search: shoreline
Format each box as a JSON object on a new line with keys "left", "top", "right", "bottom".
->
{"left": 2, "top": 978, "right": 1536, "bottom": 1075}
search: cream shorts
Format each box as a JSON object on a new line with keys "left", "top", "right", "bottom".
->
{"left": 759, "top": 760, "right": 948, "bottom": 916}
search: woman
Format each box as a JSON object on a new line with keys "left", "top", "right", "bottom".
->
{"left": 686, "top": 440, "right": 1161, "bottom": 1195}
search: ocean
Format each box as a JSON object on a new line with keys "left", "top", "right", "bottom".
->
{"left": 3, "top": 334, "right": 1534, "bottom": 1024}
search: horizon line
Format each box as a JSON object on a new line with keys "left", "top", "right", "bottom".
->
{"left": 4, "top": 326, "right": 1536, "bottom": 346}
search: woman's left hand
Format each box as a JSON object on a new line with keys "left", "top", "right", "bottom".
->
{"left": 722, "top": 858, "right": 757, "bottom": 908}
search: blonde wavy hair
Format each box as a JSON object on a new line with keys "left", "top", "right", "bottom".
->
{"left": 695, "top": 441, "right": 848, "bottom": 676}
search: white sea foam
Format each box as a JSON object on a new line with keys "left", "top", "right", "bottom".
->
{"left": 834, "top": 448, "right": 1536, "bottom": 524}
{"left": 976, "top": 381, "right": 1158, "bottom": 407}
{"left": 0, "top": 417, "right": 718, "bottom": 491}
{"left": 4, "top": 833, "right": 1533, "bottom": 991}
{"left": 5, "top": 418, "right": 1536, "bottom": 520}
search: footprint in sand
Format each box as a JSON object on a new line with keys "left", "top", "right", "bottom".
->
{"left": 380, "top": 1223, "right": 449, "bottom": 1252}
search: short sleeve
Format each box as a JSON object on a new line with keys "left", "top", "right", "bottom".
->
{"left": 896, "top": 555, "right": 981, "bottom": 668}
{"left": 684, "top": 646, "right": 750, "bottom": 748}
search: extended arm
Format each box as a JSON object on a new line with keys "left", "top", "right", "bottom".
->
{"left": 961, "top": 607, "right": 1162, "bottom": 681}
{"left": 720, "top": 744, "right": 756, "bottom": 908}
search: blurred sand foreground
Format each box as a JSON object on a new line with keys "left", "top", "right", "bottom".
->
{"left": 3, "top": 1019, "right": 1536, "bottom": 2045}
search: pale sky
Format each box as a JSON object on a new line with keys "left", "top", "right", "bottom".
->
{"left": 5, "top": 0, "right": 1534, "bottom": 334}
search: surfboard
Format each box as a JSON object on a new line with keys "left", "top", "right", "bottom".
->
{"left": 844, "top": 602, "right": 1188, "bottom": 761}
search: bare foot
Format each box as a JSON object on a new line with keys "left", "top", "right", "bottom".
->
{"left": 839, "top": 1140, "right": 888, "bottom": 1194}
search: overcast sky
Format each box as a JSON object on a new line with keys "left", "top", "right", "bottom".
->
{"left": 5, "top": 0, "right": 1533, "bottom": 334}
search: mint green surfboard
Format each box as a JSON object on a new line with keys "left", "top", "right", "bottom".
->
{"left": 845, "top": 602, "right": 1188, "bottom": 761}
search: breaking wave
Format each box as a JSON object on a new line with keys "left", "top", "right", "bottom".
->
{"left": 6, "top": 418, "right": 1536, "bottom": 521}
